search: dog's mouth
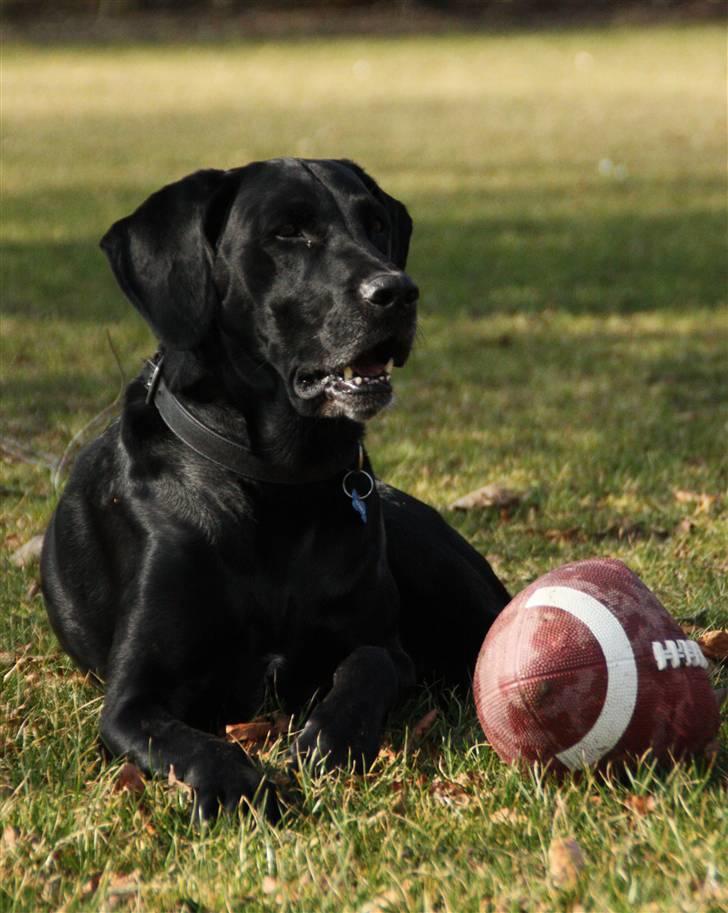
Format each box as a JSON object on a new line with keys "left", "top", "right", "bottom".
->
{"left": 294, "top": 339, "right": 407, "bottom": 418}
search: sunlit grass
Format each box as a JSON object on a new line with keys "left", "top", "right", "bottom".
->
{"left": 1, "top": 22, "right": 726, "bottom": 913}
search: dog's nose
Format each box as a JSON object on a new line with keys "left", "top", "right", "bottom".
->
{"left": 359, "top": 273, "right": 419, "bottom": 309}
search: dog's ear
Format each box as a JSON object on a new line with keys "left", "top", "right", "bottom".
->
{"left": 100, "top": 169, "right": 240, "bottom": 350}
{"left": 335, "top": 160, "right": 413, "bottom": 269}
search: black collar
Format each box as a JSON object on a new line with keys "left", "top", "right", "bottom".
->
{"left": 143, "top": 357, "right": 363, "bottom": 485}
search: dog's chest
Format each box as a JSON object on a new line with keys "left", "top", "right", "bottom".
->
{"left": 220, "top": 486, "right": 395, "bottom": 645}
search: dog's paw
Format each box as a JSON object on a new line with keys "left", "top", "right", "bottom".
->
{"left": 288, "top": 707, "right": 382, "bottom": 774}
{"left": 180, "top": 741, "right": 280, "bottom": 823}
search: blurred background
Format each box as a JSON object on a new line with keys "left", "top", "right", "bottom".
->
{"left": 2, "top": 0, "right": 726, "bottom": 592}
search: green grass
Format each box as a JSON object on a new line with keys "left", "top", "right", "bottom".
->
{"left": 2, "top": 23, "right": 727, "bottom": 913}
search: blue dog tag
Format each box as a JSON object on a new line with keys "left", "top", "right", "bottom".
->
{"left": 351, "top": 488, "right": 367, "bottom": 524}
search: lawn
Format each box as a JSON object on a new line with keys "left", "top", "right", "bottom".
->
{"left": 1, "top": 21, "right": 727, "bottom": 913}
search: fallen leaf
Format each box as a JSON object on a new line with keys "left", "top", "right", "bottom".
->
{"left": 106, "top": 871, "right": 140, "bottom": 909}
{"left": 376, "top": 745, "right": 398, "bottom": 765}
{"left": 262, "top": 876, "right": 278, "bottom": 895}
{"left": 676, "top": 517, "right": 697, "bottom": 536}
{"left": 114, "top": 763, "right": 145, "bottom": 796}
{"left": 225, "top": 720, "right": 277, "bottom": 744}
{"left": 10, "top": 534, "right": 45, "bottom": 568}
{"left": 450, "top": 484, "right": 523, "bottom": 512}
{"left": 359, "top": 888, "right": 401, "bottom": 913}
{"left": 548, "top": 837, "right": 586, "bottom": 890}
{"left": 673, "top": 490, "right": 719, "bottom": 513}
{"left": 429, "top": 777, "right": 470, "bottom": 807}
{"left": 490, "top": 806, "right": 527, "bottom": 825}
{"left": 81, "top": 874, "right": 101, "bottom": 899}
{"left": 1, "top": 825, "right": 18, "bottom": 852}
{"left": 271, "top": 712, "right": 293, "bottom": 736}
{"left": 167, "top": 765, "right": 193, "bottom": 797}
{"left": 411, "top": 707, "right": 438, "bottom": 740}
{"left": 625, "top": 795, "right": 656, "bottom": 816}
{"left": 25, "top": 580, "right": 40, "bottom": 600}
{"left": 695, "top": 630, "right": 728, "bottom": 662}
{"left": 544, "top": 527, "right": 582, "bottom": 543}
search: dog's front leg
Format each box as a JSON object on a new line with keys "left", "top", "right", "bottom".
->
{"left": 290, "top": 644, "right": 414, "bottom": 771}
{"left": 100, "top": 694, "right": 277, "bottom": 821}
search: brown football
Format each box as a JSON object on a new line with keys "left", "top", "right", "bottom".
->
{"left": 473, "top": 558, "right": 721, "bottom": 772}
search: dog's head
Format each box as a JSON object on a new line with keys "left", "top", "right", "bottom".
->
{"left": 101, "top": 158, "right": 418, "bottom": 422}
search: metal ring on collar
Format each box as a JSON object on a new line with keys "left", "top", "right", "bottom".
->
{"left": 342, "top": 469, "right": 375, "bottom": 500}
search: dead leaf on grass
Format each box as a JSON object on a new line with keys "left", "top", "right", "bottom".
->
{"left": 429, "top": 776, "right": 471, "bottom": 808}
{"left": 10, "top": 534, "right": 45, "bottom": 568}
{"left": 167, "top": 765, "right": 193, "bottom": 798}
{"left": 225, "top": 714, "right": 293, "bottom": 748}
{"left": 412, "top": 707, "right": 438, "bottom": 740}
{"left": 548, "top": 836, "right": 586, "bottom": 890}
{"left": 225, "top": 720, "right": 276, "bottom": 744}
{"left": 490, "top": 806, "right": 527, "bottom": 825}
{"left": 625, "top": 795, "right": 656, "bottom": 816}
{"left": 673, "top": 490, "right": 719, "bottom": 513}
{"left": 114, "top": 763, "right": 145, "bottom": 796}
{"left": 676, "top": 517, "right": 698, "bottom": 536}
{"left": 450, "top": 484, "right": 524, "bottom": 512}
{"left": 1, "top": 825, "right": 18, "bottom": 853}
{"left": 105, "top": 871, "right": 141, "bottom": 910}
{"left": 81, "top": 873, "right": 101, "bottom": 899}
{"left": 359, "top": 887, "right": 403, "bottom": 913}
{"left": 695, "top": 630, "right": 728, "bottom": 662}
{"left": 262, "top": 876, "right": 278, "bottom": 895}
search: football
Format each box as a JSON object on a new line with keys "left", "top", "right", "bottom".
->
{"left": 473, "top": 558, "right": 721, "bottom": 772}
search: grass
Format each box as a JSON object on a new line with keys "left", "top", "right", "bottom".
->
{"left": 1, "top": 21, "right": 727, "bottom": 913}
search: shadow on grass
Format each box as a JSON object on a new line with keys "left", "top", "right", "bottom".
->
{"left": 3, "top": 186, "right": 725, "bottom": 321}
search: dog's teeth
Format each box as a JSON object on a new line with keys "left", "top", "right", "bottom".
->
{"left": 385, "top": 358, "right": 394, "bottom": 373}
{"left": 343, "top": 366, "right": 354, "bottom": 381}
{"left": 354, "top": 376, "right": 363, "bottom": 386}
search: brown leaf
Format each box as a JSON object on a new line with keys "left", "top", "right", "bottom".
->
{"left": 271, "top": 712, "right": 293, "bottom": 736}
{"left": 429, "top": 776, "right": 471, "bottom": 807}
{"left": 544, "top": 527, "right": 582, "bottom": 543}
{"left": 10, "top": 534, "right": 45, "bottom": 568}
{"left": 106, "top": 871, "right": 140, "bottom": 909}
{"left": 167, "top": 765, "right": 193, "bottom": 797}
{"left": 1, "top": 825, "right": 18, "bottom": 853}
{"left": 548, "top": 837, "right": 585, "bottom": 890}
{"left": 359, "top": 888, "right": 402, "bottom": 913}
{"left": 225, "top": 720, "right": 277, "bottom": 745}
{"left": 114, "top": 763, "right": 145, "bottom": 796}
{"left": 490, "top": 806, "right": 527, "bottom": 825}
{"left": 262, "top": 876, "right": 278, "bottom": 895}
{"left": 411, "top": 707, "right": 438, "bottom": 740}
{"left": 696, "top": 630, "right": 728, "bottom": 662}
{"left": 673, "top": 490, "right": 719, "bottom": 513}
{"left": 450, "top": 484, "right": 524, "bottom": 512}
{"left": 25, "top": 580, "right": 40, "bottom": 600}
{"left": 376, "top": 745, "right": 398, "bottom": 765}
{"left": 625, "top": 795, "right": 656, "bottom": 816}
{"left": 676, "top": 517, "right": 697, "bottom": 536}
{"left": 81, "top": 874, "right": 101, "bottom": 899}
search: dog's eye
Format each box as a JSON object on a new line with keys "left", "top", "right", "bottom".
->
{"left": 275, "top": 224, "right": 302, "bottom": 240}
{"left": 372, "top": 218, "right": 385, "bottom": 235}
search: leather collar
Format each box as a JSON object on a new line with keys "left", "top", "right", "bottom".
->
{"left": 143, "top": 356, "right": 363, "bottom": 485}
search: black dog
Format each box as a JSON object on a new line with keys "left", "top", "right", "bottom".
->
{"left": 41, "top": 158, "right": 509, "bottom": 819}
